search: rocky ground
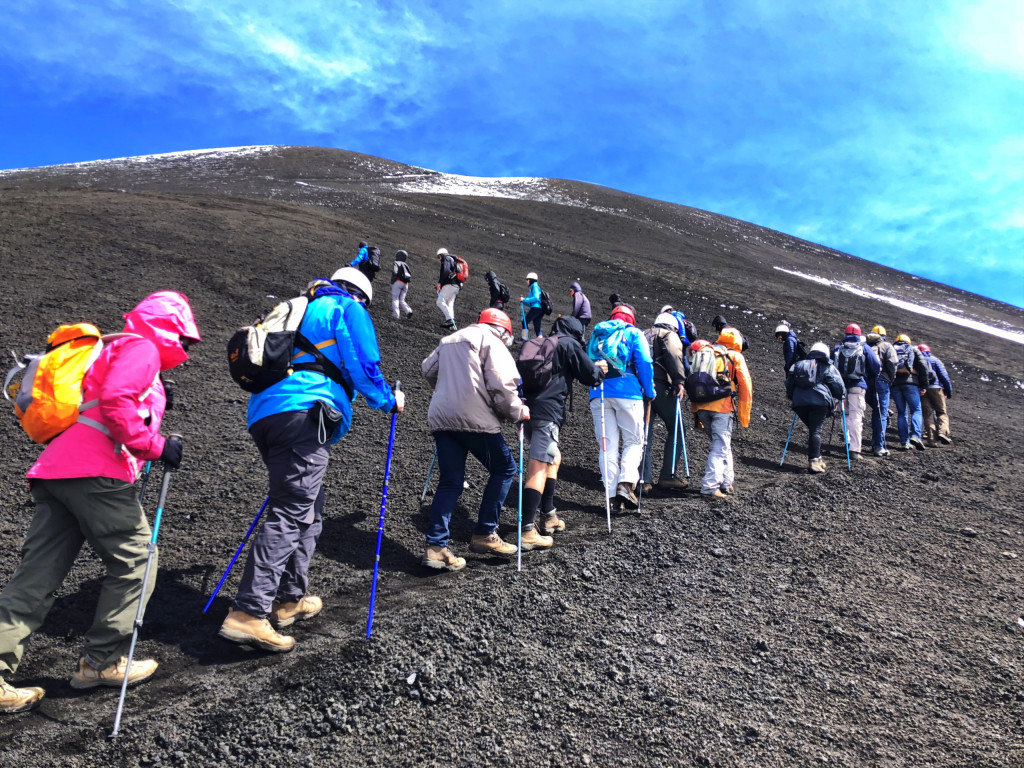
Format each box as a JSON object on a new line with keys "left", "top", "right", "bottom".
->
{"left": 0, "top": 147, "right": 1021, "bottom": 767}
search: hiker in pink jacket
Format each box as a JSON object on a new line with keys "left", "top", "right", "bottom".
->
{"left": 0, "top": 291, "right": 200, "bottom": 715}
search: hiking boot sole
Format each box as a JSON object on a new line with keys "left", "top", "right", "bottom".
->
{"left": 1, "top": 696, "right": 43, "bottom": 714}
{"left": 468, "top": 544, "right": 517, "bottom": 556}
{"left": 69, "top": 667, "right": 157, "bottom": 690}
{"left": 270, "top": 605, "right": 322, "bottom": 629}
{"left": 217, "top": 627, "right": 295, "bottom": 653}
{"left": 421, "top": 556, "right": 466, "bottom": 572}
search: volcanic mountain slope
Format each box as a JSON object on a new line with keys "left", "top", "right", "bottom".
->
{"left": 0, "top": 146, "right": 1021, "bottom": 768}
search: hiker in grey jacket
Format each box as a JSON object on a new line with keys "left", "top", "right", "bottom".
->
{"left": 641, "top": 312, "right": 689, "bottom": 491}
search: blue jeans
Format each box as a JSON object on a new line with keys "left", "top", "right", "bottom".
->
{"left": 427, "top": 431, "right": 516, "bottom": 547}
{"left": 892, "top": 383, "right": 923, "bottom": 444}
{"left": 524, "top": 307, "right": 544, "bottom": 336}
{"left": 870, "top": 378, "right": 891, "bottom": 451}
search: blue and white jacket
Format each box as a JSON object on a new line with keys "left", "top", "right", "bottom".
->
{"left": 248, "top": 283, "right": 396, "bottom": 443}
{"left": 587, "top": 321, "right": 655, "bottom": 401}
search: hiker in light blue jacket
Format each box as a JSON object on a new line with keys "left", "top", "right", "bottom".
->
{"left": 522, "top": 273, "right": 544, "bottom": 337}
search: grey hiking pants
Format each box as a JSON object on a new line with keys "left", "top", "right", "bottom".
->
{"left": 0, "top": 477, "right": 155, "bottom": 676}
{"left": 233, "top": 410, "right": 328, "bottom": 618}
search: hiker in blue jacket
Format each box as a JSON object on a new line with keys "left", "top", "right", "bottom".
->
{"left": 831, "top": 324, "right": 880, "bottom": 460}
{"left": 587, "top": 305, "right": 655, "bottom": 510}
{"left": 775, "top": 322, "right": 804, "bottom": 374}
{"left": 786, "top": 342, "right": 846, "bottom": 473}
{"left": 918, "top": 343, "right": 953, "bottom": 444}
{"left": 219, "top": 267, "right": 403, "bottom": 653}
{"left": 522, "top": 273, "right": 544, "bottom": 337}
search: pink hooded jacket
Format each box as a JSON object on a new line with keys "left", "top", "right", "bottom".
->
{"left": 27, "top": 291, "right": 200, "bottom": 484}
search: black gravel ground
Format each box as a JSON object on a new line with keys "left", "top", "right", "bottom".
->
{"left": 0, "top": 147, "right": 1021, "bottom": 767}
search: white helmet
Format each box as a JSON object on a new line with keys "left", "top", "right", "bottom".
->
{"left": 775, "top": 322, "right": 791, "bottom": 334}
{"left": 660, "top": 305, "right": 674, "bottom": 314}
{"left": 810, "top": 342, "right": 830, "bottom": 356}
{"left": 655, "top": 312, "right": 679, "bottom": 332}
{"left": 526, "top": 272, "right": 538, "bottom": 281}
{"left": 330, "top": 266, "right": 373, "bottom": 304}
{"left": 436, "top": 247, "right": 448, "bottom": 256}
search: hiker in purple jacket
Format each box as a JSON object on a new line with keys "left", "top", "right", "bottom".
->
{"left": 569, "top": 281, "right": 592, "bottom": 332}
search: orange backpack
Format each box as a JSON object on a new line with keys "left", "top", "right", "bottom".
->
{"left": 5, "top": 323, "right": 106, "bottom": 444}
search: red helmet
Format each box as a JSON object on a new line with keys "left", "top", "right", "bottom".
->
{"left": 609, "top": 305, "right": 636, "bottom": 325}
{"left": 478, "top": 308, "right": 513, "bottom": 335}
{"left": 688, "top": 339, "right": 711, "bottom": 354}
{"left": 846, "top": 323, "right": 862, "bottom": 335}
{"left": 918, "top": 343, "right": 931, "bottom": 354}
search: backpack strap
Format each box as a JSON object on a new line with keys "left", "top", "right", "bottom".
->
{"left": 291, "top": 332, "right": 356, "bottom": 401}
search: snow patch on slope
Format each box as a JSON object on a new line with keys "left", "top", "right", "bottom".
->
{"left": 775, "top": 267, "right": 1024, "bottom": 344}
{"left": 0, "top": 146, "right": 277, "bottom": 176}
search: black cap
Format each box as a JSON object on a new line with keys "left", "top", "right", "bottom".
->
{"left": 712, "top": 314, "right": 728, "bottom": 330}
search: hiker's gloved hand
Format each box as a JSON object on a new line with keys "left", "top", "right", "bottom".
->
{"left": 160, "top": 435, "right": 184, "bottom": 469}
{"left": 162, "top": 378, "right": 175, "bottom": 410}
{"left": 391, "top": 389, "right": 406, "bottom": 414}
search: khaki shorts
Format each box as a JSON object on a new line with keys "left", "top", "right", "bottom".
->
{"left": 525, "top": 420, "right": 559, "bottom": 464}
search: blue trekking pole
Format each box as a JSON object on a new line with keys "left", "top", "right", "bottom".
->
{"left": 420, "top": 449, "right": 437, "bottom": 504}
{"left": 520, "top": 302, "right": 529, "bottom": 341}
{"left": 841, "top": 397, "right": 851, "bottom": 469}
{"left": 111, "top": 450, "right": 177, "bottom": 739}
{"left": 203, "top": 496, "right": 269, "bottom": 613}
{"left": 517, "top": 421, "right": 524, "bottom": 572}
{"left": 780, "top": 413, "right": 797, "bottom": 466}
{"left": 367, "top": 381, "right": 401, "bottom": 638}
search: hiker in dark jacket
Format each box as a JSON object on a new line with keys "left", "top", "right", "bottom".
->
{"left": 485, "top": 270, "right": 509, "bottom": 311}
{"left": 641, "top": 312, "right": 689, "bottom": 492}
{"left": 712, "top": 314, "right": 749, "bottom": 353}
{"left": 891, "top": 334, "right": 930, "bottom": 451}
{"left": 434, "top": 248, "right": 460, "bottom": 332}
{"left": 350, "top": 241, "right": 380, "bottom": 282}
{"left": 569, "top": 281, "right": 592, "bottom": 331}
{"left": 786, "top": 342, "right": 846, "bottom": 474}
{"left": 918, "top": 344, "right": 953, "bottom": 444}
{"left": 831, "top": 324, "right": 880, "bottom": 460}
{"left": 390, "top": 250, "right": 413, "bottom": 319}
{"left": 865, "top": 325, "right": 898, "bottom": 456}
{"left": 775, "top": 322, "right": 804, "bottom": 373}
{"left": 518, "top": 316, "right": 606, "bottom": 543}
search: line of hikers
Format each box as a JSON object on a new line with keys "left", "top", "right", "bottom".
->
{"left": 0, "top": 251, "right": 953, "bottom": 715}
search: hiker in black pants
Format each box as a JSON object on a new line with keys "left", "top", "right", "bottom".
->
{"left": 641, "top": 311, "right": 688, "bottom": 492}
{"left": 485, "top": 270, "right": 510, "bottom": 311}
{"left": 786, "top": 342, "right": 846, "bottom": 474}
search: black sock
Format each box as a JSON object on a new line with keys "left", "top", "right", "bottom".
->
{"left": 541, "top": 478, "right": 556, "bottom": 513}
{"left": 523, "top": 488, "right": 542, "bottom": 528}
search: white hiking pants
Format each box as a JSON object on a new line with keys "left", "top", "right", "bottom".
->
{"left": 844, "top": 388, "right": 866, "bottom": 454}
{"left": 436, "top": 284, "right": 459, "bottom": 323}
{"left": 391, "top": 281, "right": 412, "bottom": 318}
{"left": 590, "top": 397, "right": 644, "bottom": 490}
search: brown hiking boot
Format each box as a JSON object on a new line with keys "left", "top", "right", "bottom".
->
{"left": 1, "top": 679, "right": 45, "bottom": 714}
{"left": 702, "top": 490, "right": 728, "bottom": 499}
{"left": 616, "top": 482, "right": 639, "bottom": 509}
{"left": 809, "top": 458, "right": 827, "bottom": 474}
{"left": 218, "top": 609, "right": 295, "bottom": 653}
{"left": 520, "top": 528, "right": 554, "bottom": 550}
{"left": 422, "top": 545, "right": 467, "bottom": 571}
{"left": 70, "top": 655, "right": 158, "bottom": 690}
{"left": 270, "top": 595, "right": 323, "bottom": 628}
{"left": 657, "top": 477, "right": 689, "bottom": 491}
{"left": 536, "top": 512, "right": 565, "bottom": 534}
{"left": 469, "top": 532, "right": 517, "bottom": 556}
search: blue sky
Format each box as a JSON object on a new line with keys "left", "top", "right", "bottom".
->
{"left": 2, "top": 1, "right": 1022, "bottom": 307}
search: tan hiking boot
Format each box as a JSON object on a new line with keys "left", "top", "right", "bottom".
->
{"left": 422, "top": 545, "right": 467, "bottom": 571}
{"left": 616, "top": 482, "right": 639, "bottom": 509}
{"left": 70, "top": 655, "right": 158, "bottom": 690}
{"left": 702, "top": 490, "right": 728, "bottom": 499}
{"left": 536, "top": 512, "right": 566, "bottom": 534}
{"left": 809, "top": 458, "right": 827, "bottom": 474}
{"left": 1, "top": 679, "right": 45, "bottom": 714}
{"left": 520, "top": 528, "right": 554, "bottom": 550}
{"left": 218, "top": 609, "right": 295, "bottom": 653}
{"left": 469, "top": 532, "right": 517, "bottom": 556}
{"left": 657, "top": 477, "right": 689, "bottom": 491}
{"left": 270, "top": 595, "right": 323, "bottom": 628}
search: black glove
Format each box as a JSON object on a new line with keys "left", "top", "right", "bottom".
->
{"left": 162, "top": 376, "right": 175, "bottom": 410}
{"left": 160, "top": 435, "right": 183, "bottom": 469}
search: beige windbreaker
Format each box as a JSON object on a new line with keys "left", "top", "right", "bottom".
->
{"left": 422, "top": 323, "right": 528, "bottom": 433}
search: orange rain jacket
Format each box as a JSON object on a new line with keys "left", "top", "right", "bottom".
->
{"left": 689, "top": 328, "right": 753, "bottom": 428}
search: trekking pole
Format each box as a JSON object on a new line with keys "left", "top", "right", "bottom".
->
{"left": 367, "top": 381, "right": 401, "bottom": 638}
{"left": 841, "top": 398, "right": 851, "bottom": 469}
{"left": 520, "top": 303, "right": 529, "bottom": 341}
{"left": 677, "top": 397, "right": 690, "bottom": 478}
{"left": 110, "top": 449, "right": 177, "bottom": 739}
{"left": 137, "top": 461, "right": 152, "bottom": 504}
{"left": 203, "top": 496, "right": 269, "bottom": 613}
{"left": 517, "top": 421, "right": 524, "bottom": 572}
{"left": 780, "top": 412, "right": 797, "bottom": 466}
{"left": 600, "top": 381, "right": 611, "bottom": 532}
{"left": 636, "top": 400, "right": 652, "bottom": 513}
{"left": 420, "top": 449, "right": 437, "bottom": 504}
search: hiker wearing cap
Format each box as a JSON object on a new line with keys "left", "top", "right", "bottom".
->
{"left": 518, "top": 316, "right": 606, "bottom": 545}
{"left": 421, "top": 308, "right": 529, "bottom": 570}
{"left": 390, "top": 250, "right": 413, "bottom": 319}
{"left": 786, "top": 342, "right": 846, "bottom": 473}
{"left": 485, "top": 270, "right": 510, "bottom": 311}
{"left": 218, "top": 267, "right": 403, "bottom": 653}
{"left": 775, "top": 322, "right": 806, "bottom": 374}
{"left": 865, "top": 325, "right": 898, "bottom": 456}
{"left": 711, "top": 315, "right": 749, "bottom": 353}
{"left": 522, "top": 273, "right": 544, "bottom": 337}
{"left": 587, "top": 304, "right": 656, "bottom": 510}
{"left": 0, "top": 292, "right": 200, "bottom": 713}
{"left": 569, "top": 281, "right": 592, "bottom": 332}
{"left": 687, "top": 329, "right": 753, "bottom": 497}
{"left": 641, "top": 312, "right": 688, "bottom": 491}
{"left": 891, "top": 333, "right": 930, "bottom": 451}
{"left": 917, "top": 344, "right": 953, "bottom": 445}
{"left": 831, "top": 324, "right": 880, "bottom": 460}
{"left": 435, "top": 248, "right": 460, "bottom": 332}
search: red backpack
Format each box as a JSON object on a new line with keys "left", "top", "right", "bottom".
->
{"left": 452, "top": 255, "right": 469, "bottom": 284}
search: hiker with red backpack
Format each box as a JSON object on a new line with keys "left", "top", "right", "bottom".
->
{"left": 434, "top": 247, "right": 464, "bottom": 332}
{"left": 517, "top": 316, "right": 606, "bottom": 546}
{"left": 587, "top": 304, "right": 655, "bottom": 511}
{"left": 786, "top": 342, "right": 847, "bottom": 473}
{"left": 831, "top": 324, "right": 880, "bottom": 460}
{"left": 686, "top": 328, "right": 753, "bottom": 498}
{"left": 420, "top": 308, "right": 529, "bottom": 571}
{"left": 0, "top": 292, "right": 200, "bottom": 714}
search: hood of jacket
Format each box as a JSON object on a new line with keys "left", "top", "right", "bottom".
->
{"left": 570, "top": 281, "right": 582, "bottom": 293}
{"left": 121, "top": 291, "right": 200, "bottom": 371}
{"left": 552, "top": 315, "right": 584, "bottom": 342}
{"left": 716, "top": 327, "right": 744, "bottom": 353}
{"left": 485, "top": 270, "right": 497, "bottom": 283}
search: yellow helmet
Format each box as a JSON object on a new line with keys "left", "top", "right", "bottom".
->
{"left": 871, "top": 325, "right": 886, "bottom": 336}
{"left": 896, "top": 333, "right": 912, "bottom": 343}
